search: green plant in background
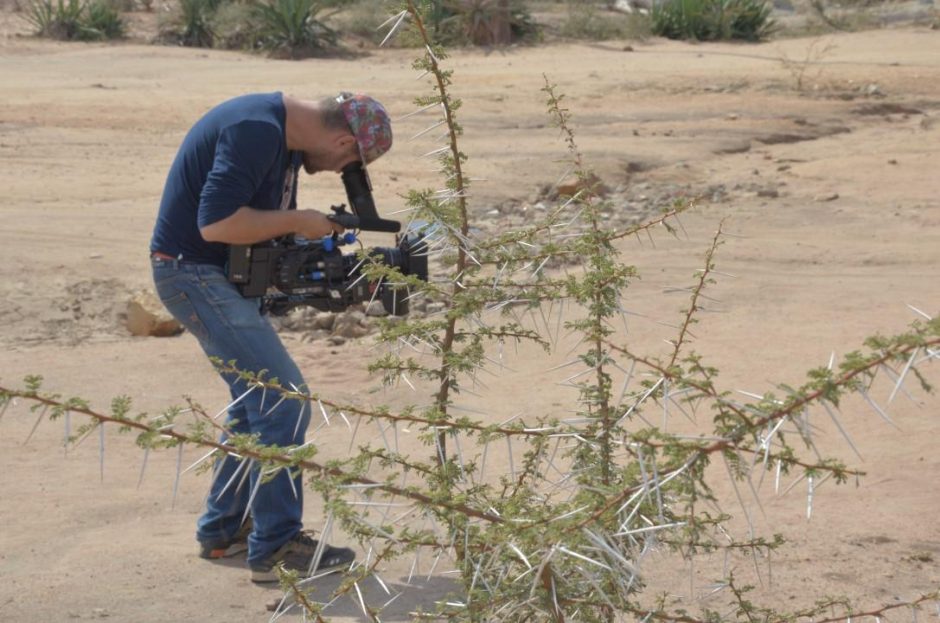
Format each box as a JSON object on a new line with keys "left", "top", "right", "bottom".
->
{"left": 83, "top": 0, "right": 125, "bottom": 39}
{"left": 174, "top": 0, "right": 221, "bottom": 46}
{"left": 651, "top": 0, "right": 776, "bottom": 41}
{"left": 24, "top": 0, "right": 84, "bottom": 38}
{"left": 251, "top": 0, "right": 339, "bottom": 57}
{"left": 23, "top": 0, "right": 124, "bottom": 40}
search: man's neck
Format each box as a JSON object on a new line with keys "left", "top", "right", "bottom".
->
{"left": 283, "top": 95, "right": 321, "bottom": 151}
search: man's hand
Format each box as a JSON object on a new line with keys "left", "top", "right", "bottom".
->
{"left": 296, "top": 209, "right": 344, "bottom": 239}
{"left": 201, "top": 206, "right": 343, "bottom": 244}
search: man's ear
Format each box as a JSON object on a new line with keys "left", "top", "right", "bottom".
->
{"left": 335, "top": 133, "right": 357, "bottom": 151}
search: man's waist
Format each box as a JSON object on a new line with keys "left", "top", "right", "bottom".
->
{"left": 150, "top": 249, "right": 225, "bottom": 267}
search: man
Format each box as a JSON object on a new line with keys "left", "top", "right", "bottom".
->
{"left": 149, "top": 91, "right": 393, "bottom": 583}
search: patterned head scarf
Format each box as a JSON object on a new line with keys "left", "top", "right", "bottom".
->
{"left": 336, "top": 92, "right": 393, "bottom": 165}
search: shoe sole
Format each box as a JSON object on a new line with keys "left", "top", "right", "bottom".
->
{"left": 250, "top": 559, "right": 353, "bottom": 584}
{"left": 199, "top": 542, "right": 249, "bottom": 560}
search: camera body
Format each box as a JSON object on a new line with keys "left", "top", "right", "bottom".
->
{"left": 226, "top": 161, "right": 428, "bottom": 317}
{"left": 227, "top": 229, "right": 427, "bottom": 316}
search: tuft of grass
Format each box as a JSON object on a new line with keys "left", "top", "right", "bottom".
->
{"left": 651, "top": 0, "right": 776, "bottom": 41}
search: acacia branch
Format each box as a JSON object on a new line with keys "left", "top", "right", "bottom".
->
{"left": 0, "top": 387, "right": 504, "bottom": 525}
{"left": 667, "top": 220, "right": 725, "bottom": 369}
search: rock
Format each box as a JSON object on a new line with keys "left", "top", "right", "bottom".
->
{"left": 313, "top": 311, "right": 336, "bottom": 331}
{"left": 365, "top": 300, "right": 388, "bottom": 317}
{"left": 327, "top": 335, "right": 346, "bottom": 346}
{"left": 125, "top": 290, "right": 182, "bottom": 337}
{"left": 757, "top": 188, "right": 779, "bottom": 198}
{"left": 555, "top": 173, "right": 609, "bottom": 198}
{"left": 300, "top": 329, "right": 330, "bottom": 343}
{"left": 333, "top": 310, "right": 371, "bottom": 338}
{"left": 426, "top": 302, "right": 448, "bottom": 315}
{"left": 815, "top": 192, "right": 840, "bottom": 202}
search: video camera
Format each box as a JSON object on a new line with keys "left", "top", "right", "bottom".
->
{"left": 226, "top": 162, "right": 428, "bottom": 317}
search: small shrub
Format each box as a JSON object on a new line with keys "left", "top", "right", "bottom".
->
{"left": 23, "top": 0, "right": 124, "bottom": 40}
{"left": 433, "top": 0, "right": 540, "bottom": 45}
{"left": 83, "top": 0, "right": 125, "bottom": 39}
{"left": 24, "top": 0, "right": 85, "bottom": 38}
{"left": 251, "top": 0, "right": 338, "bottom": 57}
{"left": 651, "top": 0, "right": 776, "bottom": 41}
{"left": 177, "top": 0, "right": 220, "bottom": 46}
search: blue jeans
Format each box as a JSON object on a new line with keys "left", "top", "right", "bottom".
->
{"left": 152, "top": 257, "right": 311, "bottom": 564}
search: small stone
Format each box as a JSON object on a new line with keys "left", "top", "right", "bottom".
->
{"left": 777, "top": 164, "right": 792, "bottom": 172}
{"left": 301, "top": 329, "right": 330, "bottom": 343}
{"left": 887, "top": 159, "right": 898, "bottom": 165}
{"left": 365, "top": 300, "right": 388, "bottom": 317}
{"left": 327, "top": 335, "right": 346, "bottom": 346}
{"left": 555, "top": 172, "right": 609, "bottom": 198}
{"left": 623, "top": 45, "right": 634, "bottom": 52}
{"left": 88, "top": 253, "right": 103, "bottom": 259}
{"left": 426, "top": 302, "right": 447, "bottom": 314}
{"left": 815, "top": 192, "right": 840, "bottom": 202}
{"left": 313, "top": 312, "right": 335, "bottom": 331}
{"left": 332, "top": 310, "right": 370, "bottom": 338}
{"left": 726, "top": 113, "right": 739, "bottom": 120}
{"left": 757, "top": 188, "right": 779, "bottom": 198}
{"left": 125, "top": 290, "right": 182, "bottom": 337}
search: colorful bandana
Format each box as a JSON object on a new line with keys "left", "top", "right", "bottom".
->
{"left": 337, "top": 92, "right": 393, "bottom": 165}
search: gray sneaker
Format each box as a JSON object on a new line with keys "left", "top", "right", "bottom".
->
{"left": 198, "top": 519, "right": 252, "bottom": 560}
{"left": 250, "top": 531, "right": 355, "bottom": 584}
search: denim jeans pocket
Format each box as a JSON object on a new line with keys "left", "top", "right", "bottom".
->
{"left": 161, "top": 290, "right": 209, "bottom": 342}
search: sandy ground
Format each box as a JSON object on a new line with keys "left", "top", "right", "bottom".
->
{"left": 1, "top": 16, "right": 939, "bottom": 623}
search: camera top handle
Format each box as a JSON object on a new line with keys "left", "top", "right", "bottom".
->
{"left": 337, "top": 161, "right": 401, "bottom": 234}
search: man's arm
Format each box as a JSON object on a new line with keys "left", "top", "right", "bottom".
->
{"left": 200, "top": 206, "right": 340, "bottom": 244}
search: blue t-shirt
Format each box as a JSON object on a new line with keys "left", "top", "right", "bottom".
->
{"left": 150, "top": 92, "right": 302, "bottom": 266}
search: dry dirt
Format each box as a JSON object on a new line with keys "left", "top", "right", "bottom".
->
{"left": 1, "top": 14, "right": 939, "bottom": 623}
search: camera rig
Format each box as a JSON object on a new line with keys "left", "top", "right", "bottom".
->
{"left": 226, "top": 162, "right": 428, "bottom": 317}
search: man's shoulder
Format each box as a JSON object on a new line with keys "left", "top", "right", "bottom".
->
{"left": 209, "top": 92, "right": 285, "bottom": 126}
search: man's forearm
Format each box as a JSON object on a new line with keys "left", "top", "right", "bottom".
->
{"left": 200, "top": 206, "right": 334, "bottom": 244}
